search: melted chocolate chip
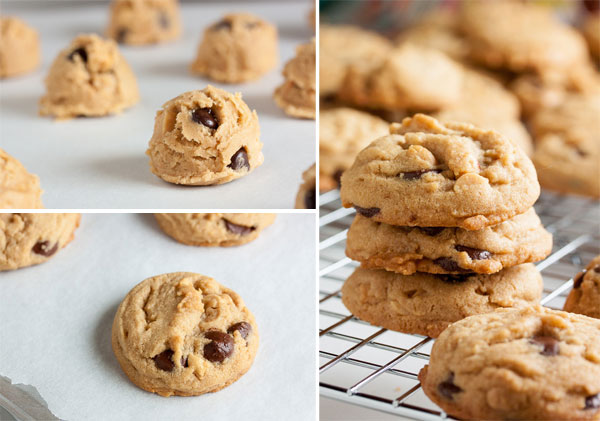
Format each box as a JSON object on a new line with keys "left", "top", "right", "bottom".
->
{"left": 585, "top": 393, "right": 600, "bottom": 410}
{"left": 214, "top": 20, "right": 232, "bottom": 30}
{"left": 595, "top": 265, "right": 600, "bottom": 273}
{"left": 437, "top": 274, "right": 470, "bottom": 283}
{"left": 228, "top": 148, "right": 250, "bottom": 171}
{"left": 68, "top": 47, "right": 88, "bottom": 63}
{"left": 401, "top": 169, "right": 442, "bottom": 180}
{"left": 438, "top": 373, "right": 462, "bottom": 399}
{"left": 223, "top": 219, "right": 255, "bottom": 235}
{"left": 354, "top": 206, "right": 380, "bottom": 218}
{"left": 304, "top": 187, "right": 316, "bottom": 209}
{"left": 159, "top": 12, "right": 170, "bottom": 29}
{"left": 203, "top": 331, "right": 234, "bottom": 363}
{"left": 455, "top": 245, "right": 492, "bottom": 260}
{"left": 434, "top": 258, "right": 470, "bottom": 273}
{"left": 333, "top": 169, "right": 344, "bottom": 187}
{"left": 584, "top": 0, "right": 600, "bottom": 12}
{"left": 153, "top": 349, "right": 175, "bottom": 371}
{"left": 227, "top": 322, "right": 252, "bottom": 339}
{"left": 116, "top": 28, "right": 127, "bottom": 43}
{"left": 574, "top": 269, "right": 587, "bottom": 288}
{"left": 530, "top": 336, "right": 559, "bottom": 356}
{"left": 32, "top": 241, "right": 58, "bottom": 257}
{"left": 181, "top": 356, "right": 188, "bottom": 368}
{"left": 419, "top": 227, "right": 445, "bottom": 236}
{"left": 191, "top": 108, "right": 218, "bottom": 129}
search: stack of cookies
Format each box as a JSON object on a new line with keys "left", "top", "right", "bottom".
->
{"left": 339, "top": 114, "right": 553, "bottom": 338}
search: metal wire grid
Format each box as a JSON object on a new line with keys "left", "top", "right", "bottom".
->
{"left": 319, "top": 190, "right": 600, "bottom": 420}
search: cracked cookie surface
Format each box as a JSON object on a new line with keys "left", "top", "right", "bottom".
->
{"left": 0, "top": 148, "right": 43, "bottom": 209}
{"left": 111, "top": 272, "right": 258, "bottom": 396}
{"left": 341, "top": 264, "right": 542, "bottom": 338}
{"left": 340, "top": 114, "right": 540, "bottom": 230}
{"left": 419, "top": 306, "right": 600, "bottom": 420}
{"left": 564, "top": 255, "right": 600, "bottom": 319}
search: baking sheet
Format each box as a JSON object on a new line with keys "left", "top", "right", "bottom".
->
{"left": 0, "top": 1, "right": 315, "bottom": 209}
{"left": 0, "top": 213, "right": 316, "bottom": 421}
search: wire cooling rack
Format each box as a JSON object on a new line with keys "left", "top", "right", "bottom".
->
{"left": 319, "top": 189, "right": 600, "bottom": 420}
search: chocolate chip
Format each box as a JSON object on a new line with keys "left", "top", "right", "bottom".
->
{"left": 159, "top": 12, "right": 169, "bottom": 29}
{"left": 304, "top": 187, "right": 316, "bottom": 209}
{"left": 419, "top": 227, "right": 445, "bottom": 236}
{"left": 214, "top": 20, "right": 232, "bottom": 30}
{"left": 438, "top": 373, "right": 462, "bottom": 399}
{"left": 585, "top": 394, "right": 600, "bottom": 410}
{"left": 32, "top": 241, "right": 58, "bottom": 257}
{"left": 401, "top": 169, "right": 442, "bottom": 180}
{"left": 455, "top": 245, "right": 492, "bottom": 260}
{"left": 530, "top": 336, "right": 559, "bottom": 356}
{"left": 116, "top": 28, "right": 127, "bottom": 43}
{"left": 153, "top": 349, "right": 175, "bottom": 371}
{"left": 68, "top": 47, "right": 88, "bottom": 63}
{"left": 574, "top": 269, "right": 587, "bottom": 288}
{"left": 584, "top": 0, "right": 600, "bottom": 12}
{"left": 434, "top": 258, "right": 470, "bottom": 273}
{"left": 333, "top": 169, "right": 344, "bottom": 187}
{"left": 437, "top": 273, "right": 470, "bottom": 283}
{"left": 595, "top": 265, "right": 600, "bottom": 273}
{"left": 203, "top": 331, "right": 234, "bottom": 363}
{"left": 354, "top": 206, "right": 380, "bottom": 218}
{"left": 228, "top": 148, "right": 250, "bottom": 171}
{"left": 181, "top": 356, "right": 188, "bottom": 368}
{"left": 245, "top": 21, "right": 258, "bottom": 29}
{"left": 223, "top": 219, "right": 255, "bottom": 235}
{"left": 227, "top": 321, "right": 252, "bottom": 339}
{"left": 191, "top": 108, "right": 218, "bottom": 129}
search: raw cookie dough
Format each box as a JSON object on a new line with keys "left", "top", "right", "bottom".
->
{"left": 341, "top": 264, "right": 542, "bottom": 338}
{"left": 319, "top": 108, "right": 389, "bottom": 191}
{"left": 146, "top": 86, "right": 263, "bottom": 185}
{"left": 0, "top": 148, "right": 43, "bottom": 209}
{"left": 39, "top": 34, "right": 139, "bottom": 119}
{"left": 112, "top": 272, "right": 258, "bottom": 397}
{"left": 0, "top": 17, "right": 40, "bottom": 78}
{"left": 346, "top": 208, "right": 552, "bottom": 275}
{"left": 190, "top": 13, "right": 278, "bottom": 83}
{"left": 419, "top": 306, "right": 600, "bottom": 420}
{"left": 564, "top": 255, "right": 600, "bottom": 319}
{"left": 274, "top": 39, "right": 315, "bottom": 119}
{"left": 0, "top": 213, "right": 80, "bottom": 271}
{"left": 154, "top": 213, "right": 275, "bottom": 247}
{"left": 106, "top": 0, "right": 181, "bottom": 45}
{"left": 294, "top": 164, "right": 316, "bottom": 209}
{"left": 340, "top": 114, "right": 540, "bottom": 230}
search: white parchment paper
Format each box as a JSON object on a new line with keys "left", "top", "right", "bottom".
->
{"left": 0, "top": 1, "right": 315, "bottom": 209}
{"left": 0, "top": 213, "right": 316, "bottom": 420}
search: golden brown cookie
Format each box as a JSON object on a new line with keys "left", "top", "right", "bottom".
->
{"left": 564, "top": 255, "right": 600, "bottom": 319}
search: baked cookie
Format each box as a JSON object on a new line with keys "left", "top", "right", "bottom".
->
{"left": 106, "top": 0, "right": 181, "bottom": 45}
{"left": 531, "top": 94, "right": 600, "bottom": 198}
{"left": 338, "top": 43, "right": 463, "bottom": 111}
{"left": 273, "top": 39, "right": 315, "bottom": 119}
{"left": 190, "top": 13, "right": 277, "bottom": 83}
{"left": 39, "top": 34, "right": 139, "bottom": 119}
{"left": 294, "top": 163, "right": 316, "bottom": 209}
{"left": 419, "top": 306, "right": 600, "bottom": 420}
{"left": 583, "top": 14, "right": 600, "bottom": 60}
{"left": 319, "top": 108, "right": 389, "bottom": 191}
{"left": 341, "top": 264, "right": 542, "bottom": 338}
{"left": 0, "top": 17, "right": 40, "bottom": 78}
{"left": 564, "top": 255, "right": 600, "bottom": 319}
{"left": 346, "top": 208, "right": 552, "bottom": 275}
{"left": 0, "top": 148, "right": 43, "bottom": 209}
{"left": 319, "top": 25, "right": 392, "bottom": 97}
{"left": 0, "top": 213, "right": 80, "bottom": 271}
{"left": 154, "top": 213, "right": 275, "bottom": 247}
{"left": 146, "top": 86, "right": 263, "bottom": 186}
{"left": 112, "top": 272, "right": 258, "bottom": 397}
{"left": 340, "top": 114, "right": 540, "bottom": 230}
{"left": 461, "top": 1, "right": 588, "bottom": 75}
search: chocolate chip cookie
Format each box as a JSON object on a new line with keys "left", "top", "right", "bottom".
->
{"left": 0, "top": 148, "right": 43, "bottom": 209}
{"left": 112, "top": 272, "right": 258, "bottom": 397}
{"left": 340, "top": 114, "right": 540, "bottom": 230}
{"left": 419, "top": 306, "right": 600, "bottom": 420}
{"left": 154, "top": 213, "right": 275, "bottom": 247}
{"left": 190, "top": 13, "right": 278, "bottom": 83}
{"left": 0, "top": 17, "right": 40, "bottom": 78}
{"left": 0, "top": 213, "right": 80, "bottom": 271}
{"left": 346, "top": 208, "right": 552, "bottom": 275}
{"left": 341, "top": 264, "right": 542, "bottom": 338}
{"left": 294, "top": 164, "right": 316, "bottom": 209}
{"left": 564, "top": 255, "right": 600, "bottom": 319}
{"left": 146, "top": 86, "right": 263, "bottom": 186}
{"left": 39, "top": 34, "right": 139, "bottom": 119}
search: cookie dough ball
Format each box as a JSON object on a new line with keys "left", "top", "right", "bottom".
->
{"left": 39, "top": 34, "right": 139, "bottom": 119}
{"left": 154, "top": 213, "right": 275, "bottom": 247}
{"left": 106, "top": 0, "right": 181, "bottom": 45}
{"left": 564, "top": 255, "right": 600, "bottom": 319}
{"left": 190, "top": 13, "right": 278, "bottom": 83}
{"left": 0, "top": 17, "right": 40, "bottom": 78}
{"left": 0, "top": 148, "right": 43, "bottom": 209}
{"left": 146, "top": 86, "right": 263, "bottom": 185}
{"left": 274, "top": 39, "right": 315, "bottom": 119}
{"left": 294, "top": 164, "right": 316, "bottom": 209}
{"left": 112, "top": 272, "right": 259, "bottom": 397}
{"left": 0, "top": 213, "right": 80, "bottom": 271}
